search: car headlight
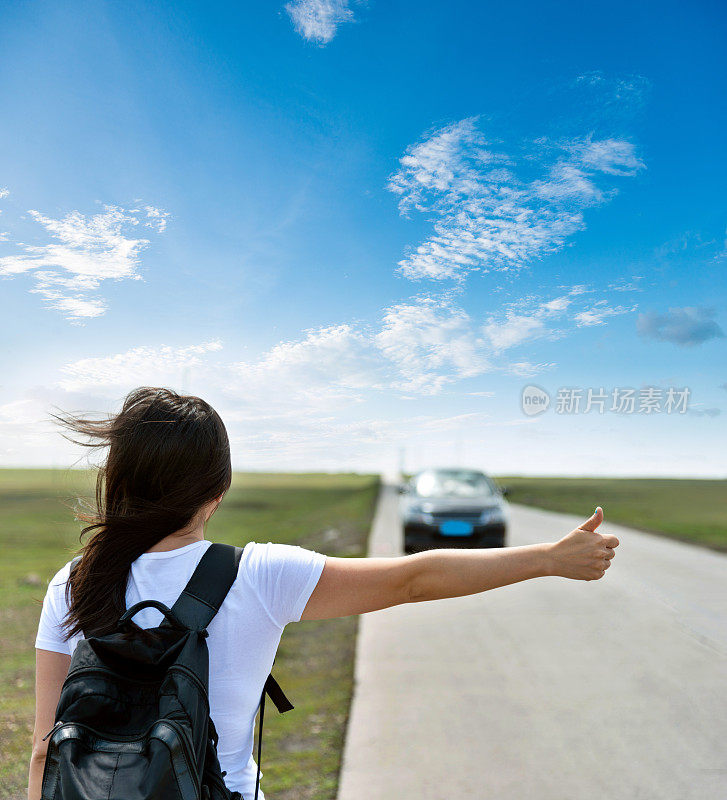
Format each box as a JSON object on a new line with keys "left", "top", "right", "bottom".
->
{"left": 406, "top": 505, "right": 433, "bottom": 523}
{"left": 480, "top": 507, "right": 505, "bottom": 524}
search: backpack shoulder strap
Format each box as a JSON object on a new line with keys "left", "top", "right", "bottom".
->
{"left": 169, "top": 542, "right": 243, "bottom": 631}
{"left": 162, "top": 542, "right": 293, "bottom": 800}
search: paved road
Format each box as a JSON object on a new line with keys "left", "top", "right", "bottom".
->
{"left": 337, "top": 484, "right": 726, "bottom": 800}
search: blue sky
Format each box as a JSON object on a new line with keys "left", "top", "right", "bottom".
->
{"left": 1, "top": 0, "right": 725, "bottom": 476}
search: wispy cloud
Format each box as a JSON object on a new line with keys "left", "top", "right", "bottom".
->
{"left": 31, "top": 277, "right": 108, "bottom": 320}
{"left": 608, "top": 277, "right": 643, "bottom": 292}
{"left": 52, "top": 283, "right": 630, "bottom": 409}
{"left": 483, "top": 310, "right": 549, "bottom": 353}
{"left": 139, "top": 205, "right": 170, "bottom": 232}
{"left": 574, "top": 71, "right": 650, "bottom": 110}
{"left": 375, "top": 296, "right": 490, "bottom": 394}
{"left": 388, "top": 118, "right": 645, "bottom": 281}
{"left": 482, "top": 288, "right": 635, "bottom": 364}
{"left": 507, "top": 361, "right": 556, "bottom": 378}
{"left": 565, "top": 137, "right": 645, "bottom": 176}
{"left": 575, "top": 300, "right": 636, "bottom": 327}
{"left": 227, "top": 324, "right": 386, "bottom": 407}
{"left": 637, "top": 307, "right": 724, "bottom": 347}
{"left": 1, "top": 280, "right": 641, "bottom": 466}
{"left": 230, "top": 297, "right": 501, "bottom": 403}
{"left": 58, "top": 340, "right": 222, "bottom": 392}
{"left": 655, "top": 227, "right": 727, "bottom": 266}
{"left": 285, "top": 0, "right": 355, "bottom": 44}
{"left": 0, "top": 187, "right": 9, "bottom": 200}
{"left": 0, "top": 203, "right": 168, "bottom": 322}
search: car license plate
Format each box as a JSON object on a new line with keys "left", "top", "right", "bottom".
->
{"left": 439, "top": 520, "right": 474, "bottom": 536}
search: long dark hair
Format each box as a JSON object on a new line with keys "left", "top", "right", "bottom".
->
{"left": 53, "top": 387, "right": 232, "bottom": 638}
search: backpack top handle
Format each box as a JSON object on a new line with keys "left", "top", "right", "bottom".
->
{"left": 119, "top": 599, "right": 187, "bottom": 630}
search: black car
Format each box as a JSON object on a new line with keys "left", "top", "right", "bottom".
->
{"left": 399, "top": 468, "right": 508, "bottom": 553}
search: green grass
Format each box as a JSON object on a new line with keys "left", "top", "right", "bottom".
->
{"left": 497, "top": 476, "right": 727, "bottom": 551}
{"left": 0, "top": 468, "right": 380, "bottom": 800}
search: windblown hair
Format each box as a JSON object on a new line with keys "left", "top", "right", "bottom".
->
{"left": 53, "top": 387, "right": 232, "bottom": 639}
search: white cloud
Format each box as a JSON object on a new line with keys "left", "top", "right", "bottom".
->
{"left": 142, "top": 206, "right": 170, "bottom": 232}
{"left": 574, "top": 301, "right": 635, "bottom": 327}
{"left": 58, "top": 340, "right": 222, "bottom": 393}
{"left": 285, "top": 0, "right": 355, "bottom": 44}
{"left": 540, "top": 295, "right": 573, "bottom": 314}
{"left": 387, "top": 118, "right": 500, "bottom": 214}
{"left": 388, "top": 118, "right": 645, "bottom": 281}
{"left": 44, "top": 291, "right": 562, "bottom": 407}
{"left": 36, "top": 291, "right": 107, "bottom": 320}
{"left": 41, "top": 283, "right": 634, "bottom": 408}
{"left": 0, "top": 187, "right": 9, "bottom": 199}
{"left": 2, "top": 281, "right": 632, "bottom": 462}
{"left": 483, "top": 312, "right": 547, "bottom": 353}
{"left": 222, "top": 289, "right": 621, "bottom": 406}
{"left": 507, "top": 361, "right": 556, "bottom": 377}
{"left": 482, "top": 291, "right": 575, "bottom": 352}
{"left": 532, "top": 162, "right": 605, "bottom": 203}
{"left": 228, "top": 294, "right": 521, "bottom": 405}
{"left": 375, "top": 296, "right": 490, "bottom": 394}
{"left": 565, "top": 136, "right": 645, "bottom": 176}
{"left": 0, "top": 203, "right": 168, "bottom": 322}
{"left": 227, "top": 324, "right": 386, "bottom": 407}
{"left": 482, "top": 288, "right": 635, "bottom": 355}
{"left": 224, "top": 289, "right": 630, "bottom": 409}
{"left": 608, "top": 277, "right": 643, "bottom": 292}
{"left": 1, "top": 280, "right": 652, "bottom": 469}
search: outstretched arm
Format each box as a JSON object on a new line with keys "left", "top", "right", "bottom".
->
{"left": 301, "top": 508, "right": 618, "bottom": 621}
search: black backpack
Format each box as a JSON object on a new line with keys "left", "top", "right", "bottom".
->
{"left": 40, "top": 543, "right": 293, "bottom": 800}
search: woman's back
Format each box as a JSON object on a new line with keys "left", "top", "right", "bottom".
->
{"left": 35, "top": 538, "right": 326, "bottom": 799}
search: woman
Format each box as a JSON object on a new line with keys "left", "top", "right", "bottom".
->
{"left": 29, "top": 387, "right": 618, "bottom": 800}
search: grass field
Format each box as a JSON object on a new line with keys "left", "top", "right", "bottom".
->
{"left": 0, "top": 468, "right": 379, "bottom": 800}
{"left": 498, "top": 476, "right": 727, "bottom": 551}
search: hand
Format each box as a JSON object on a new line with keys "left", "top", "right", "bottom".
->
{"left": 548, "top": 507, "right": 619, "bottom": 580}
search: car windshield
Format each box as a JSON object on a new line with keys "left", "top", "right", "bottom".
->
{"left": 412, "top": 470, "right": 495, "bottom": 498}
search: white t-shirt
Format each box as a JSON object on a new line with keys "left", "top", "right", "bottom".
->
{"left": 35, "top": 539, "right": 327, "bottom": 800}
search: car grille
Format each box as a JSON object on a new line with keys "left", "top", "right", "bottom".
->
{"left": 429, "top": 510, "right": 482, "bottom": 522}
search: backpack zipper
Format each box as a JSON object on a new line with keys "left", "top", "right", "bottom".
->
{"left": 167, "top": 664, "right": 210, "bottom": 701}
{"left": 63, "top": 664, "right": 209, "bottom": 702}
{"left": 42, "top": 720, "right": 63, "bottom": 741}
{"left": 46, "top": 720, "right": 154, "bottom": 742}
{"left": 64, "top": 665, "right": 162, "bottom": 687}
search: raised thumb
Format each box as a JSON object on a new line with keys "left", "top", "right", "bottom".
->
{"left": 579, "top": 506, "right": 603, "bottom": 532}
